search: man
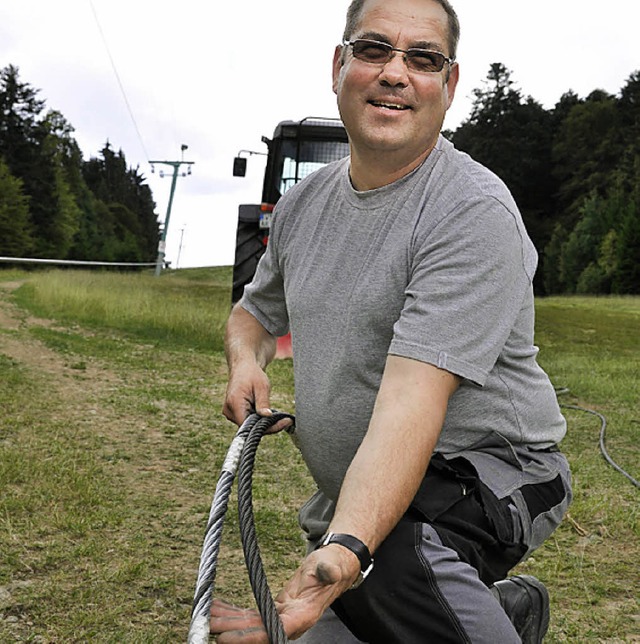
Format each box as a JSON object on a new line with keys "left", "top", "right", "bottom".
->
{"left": 215, "top": 0, "right": 571, "bottom": 641}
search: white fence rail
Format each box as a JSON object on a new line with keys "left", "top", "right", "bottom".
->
{"left": 0, "top": 256, "right": 157, "bottom": 268}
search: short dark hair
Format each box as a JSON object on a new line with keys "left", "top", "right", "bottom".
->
{"left": 342, "top": 0, "right": 460, "bottom": 60}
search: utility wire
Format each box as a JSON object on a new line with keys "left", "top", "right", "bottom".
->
{"left": 88, "top": 0, "right": 150, "bottom": 162}
{"left": 556, "top": 388, "right": 639, "bottom": 489}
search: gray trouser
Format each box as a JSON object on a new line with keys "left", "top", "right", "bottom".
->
{"left": 298, "top": 523, "right": 522, "bottom": 643}
{"left": 298, "top": 448, "right": 572, "bottom": 643}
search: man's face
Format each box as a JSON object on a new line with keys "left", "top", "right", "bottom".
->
{"left": 333, "top": 0, "right": 458, "bottom": 172}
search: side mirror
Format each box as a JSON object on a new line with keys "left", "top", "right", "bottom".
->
{"left": 233, "top": 157, "right": 247, "bottom": 177}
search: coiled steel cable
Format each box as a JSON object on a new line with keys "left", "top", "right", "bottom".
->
{"left": 188, "top": 412, "right": 294, "bottom": 644}
{"left": 237, "top": 416, "right": 291, "bottom": 643}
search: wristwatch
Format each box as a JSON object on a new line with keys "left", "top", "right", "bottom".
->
{"left": 317, "top": 532, "right": 374, "bottom": 589}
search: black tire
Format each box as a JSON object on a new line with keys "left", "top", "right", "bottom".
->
{"left": 232, "top": 220, "right": 268, "bottom": 303}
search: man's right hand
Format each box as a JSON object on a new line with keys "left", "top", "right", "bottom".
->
{"left": 222, "top": 359, "right": 293, "bottom": 433}
{"left": 223, "top": 360, "right": 274, "bottom": 426}
{"left": 223, "top": 304, "right": 293, "bottom": 432}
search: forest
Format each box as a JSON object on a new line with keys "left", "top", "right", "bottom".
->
{"left": 0, "top": 64, "right": 159, "bottom": 265}
{"left": 447, "top": 63, "right": 639, "bottom": 295}
{"left": 1, "top": 63, "right": 639, "bottom": 293}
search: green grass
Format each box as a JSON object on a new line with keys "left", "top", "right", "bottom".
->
{"left": 0, "top": 267, "right": 308, "bottom": 642}
{"left": 516, "top": 296, "right": 639, "bottom": 640}
{"left": 0, "top": 271, "right": 638, "bottom": 641}
{"left": 12, "top": 268, "right": 232, "bottom": 352}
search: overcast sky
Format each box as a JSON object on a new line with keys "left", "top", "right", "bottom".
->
{"left": 1, "top": 1, "right": 638, "bottom": 268}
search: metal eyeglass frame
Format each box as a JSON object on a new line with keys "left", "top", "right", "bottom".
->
{"left": 343, "top": 38, "right": 455, "bottom": 73}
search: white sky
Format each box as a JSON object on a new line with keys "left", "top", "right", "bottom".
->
{"left": 1, "top": 1, "right": 638, "bottom": 268}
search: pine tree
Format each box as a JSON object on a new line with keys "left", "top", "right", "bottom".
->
{"left": 0, "top": 158, "right": 33, "bottom": 256}
{"left": 81, "top": 143, "right": 158, "bottom": 262}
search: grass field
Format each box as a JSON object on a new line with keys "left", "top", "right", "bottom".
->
{"left": 0, "top": 268, "right": 638, "bottom": 642}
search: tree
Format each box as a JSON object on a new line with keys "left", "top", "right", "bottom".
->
{"left": 0, "top": 158, "right": 33, "bottom": 256}
{"left": 612, "top": 160, "right": 640, "bottom": 294}
{"left": 34, "top": 111, "right": 83, "bottom": 257}
{"left": 550, "top": 174, "right": 639, "bottom": 294}
{"left": 564, "top": 194, "right": 610, "bottom": 292}
{"left": 127, "top": 168, "right": 159, "bottom": 259}
{"left": 0, "top": 66, "right": 82, "bottom": 258}
{"left": 552, "top": 90, "right": 622, "bottom": 226}
{"left": 542, "top": 223, "right": 567, "bottom": 295}
{"left": 618, "top": 71, "right": 640, "bottom": 138}
{"left": 0, "top": 64, "right": 159, "bottom": 264}
{"left": 81, "top": 143, "right": 159, "bottom": 262}
{"left": 613, "top": 209, "right": 640, "bottom": 294}
{"left": 0, "top": 64, "right": 45, "bottom": 168}
{"left": 0, "top": 66, "right": 52, "bottom": 251}
{"left": 551, "top": 91, "right": 582, "bottom": 127}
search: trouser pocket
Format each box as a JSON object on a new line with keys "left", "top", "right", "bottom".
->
{"left": 509, "top": 456, "right": 572, "bottom": 558}
{"left": 408, "top": 453, "right": 527, "bottom": 584}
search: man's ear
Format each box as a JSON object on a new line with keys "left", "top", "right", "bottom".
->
{"left": 445, "top": 62, "right": 459, "bottom": 110}
{"left": 332, "top": 45, "right": 344, "bottom": 95}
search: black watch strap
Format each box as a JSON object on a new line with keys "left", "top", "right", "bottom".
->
{"left": 317, "top": 532, "right": 374, "bottom": 587}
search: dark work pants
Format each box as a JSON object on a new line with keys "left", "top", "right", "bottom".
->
{"left": 298, "top": 451, "right": 571, "bottom": 644}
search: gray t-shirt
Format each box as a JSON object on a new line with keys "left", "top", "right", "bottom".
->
{"left": 241, "top": 136, "right": 566, "bottom": 502}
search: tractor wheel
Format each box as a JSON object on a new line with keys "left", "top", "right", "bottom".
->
{"left": 232, "top": 221, "right": 267, "bottom": 303}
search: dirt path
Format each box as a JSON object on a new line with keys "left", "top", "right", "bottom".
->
{"left": 0, "top": 283, "right": 129, "bottom": 639}
{"left": 0, "top": 282, "right": 212, "bottom": 640}
{"left": 0, "top": 282, "right": 116, "bottom": 392}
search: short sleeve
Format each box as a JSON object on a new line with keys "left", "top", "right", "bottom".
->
{"left": 389, "top": 195, "right": 535, "bottom": 386}
{"left": 239, "top": 214, "right": 290, "bottom": 338}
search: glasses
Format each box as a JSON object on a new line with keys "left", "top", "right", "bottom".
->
{"left": 344, "top": 39, "right": 454, "bottom": 73}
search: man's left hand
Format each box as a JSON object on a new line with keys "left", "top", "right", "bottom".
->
{"left": 210, "top": 544, "right": 361, "bottom": 642}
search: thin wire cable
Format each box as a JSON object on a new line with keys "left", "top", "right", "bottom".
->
{"left": 88, "top": 0, "right": 150, "bottom": 162}
{"left": 561, "top": 403, "right": 639, "bottom": 489}
{"left": 557, "top": 389, "right": 639, "bottom": 489}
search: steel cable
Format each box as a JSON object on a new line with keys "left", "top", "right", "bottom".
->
{"left": 237, "top": 417, "right": 290, "bottom": 644}
{"left": 188, "top": 412, "right": 293, "bottom": 644}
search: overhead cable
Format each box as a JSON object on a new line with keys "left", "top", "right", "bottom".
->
{"left": 88, "top": 0, "right": 150, "bottom": 162}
